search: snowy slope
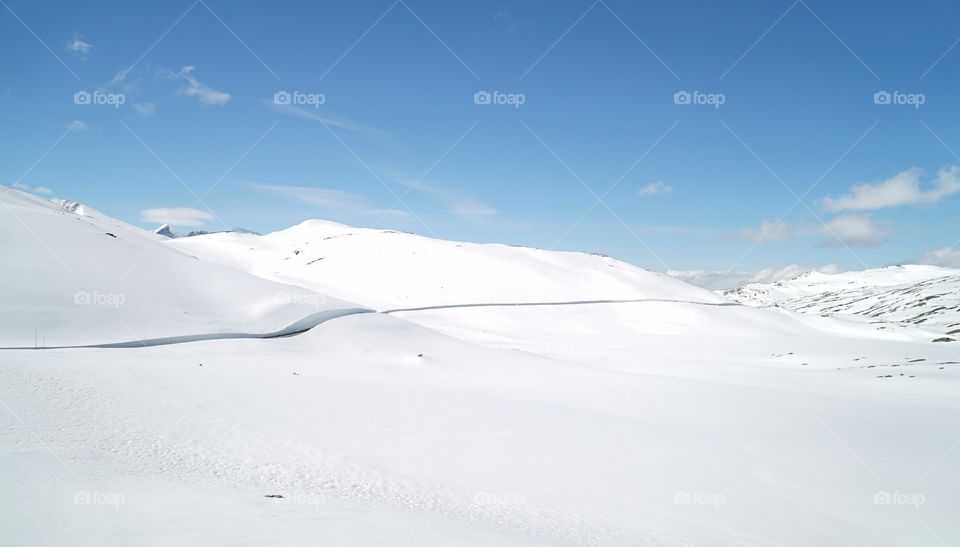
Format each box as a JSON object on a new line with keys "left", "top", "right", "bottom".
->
{"left": 168, "top": 220, "right": 727, "bottom": 310}
{"left": 5, "top": 190, "right": 960, "bottom": 546}
{"left": 724, "top": 265, "right": 960, "bottom": 336}
{"left": 0, "top": 186, "right": 361, "bottom": 347}
{"left": 4, "top": 306, "right": 960, "bottom": 546}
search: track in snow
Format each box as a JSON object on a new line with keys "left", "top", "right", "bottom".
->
{"left": 1, "top": 299, "right": 738, "bottom": 350}
{"left": 0, "top": 308, "right": 373, "bottom": 350}
{"left": 382, "top": 297, "right": 741, "bottom": 314}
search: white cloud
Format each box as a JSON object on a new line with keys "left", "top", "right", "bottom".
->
{"left": 133, "top": 102, "right": 156, "bottom": 117}
{"left": 738, "top": 220, "right": 794, "bottom": 243}
{"left": 668, "top": 264, "right": 842, "bottom": 291}
{"left": 824, "top": 167, "right": 960, "bottom": 212}
{"left": 140, "top": 207, "right": 214, "bottom": 227}
{"left": 66, "top": 120, "right": 88, "bottom": 132}
{"left": 638, "top": 181, "right": 672, "bottom": 197}
{"left": 819, "top": 214, "right": 891, "bottom": 247}
{"left": 910, "top": 246, "right": 960, "bottom": 268}
{"left": 395, "top": 179, "right": 500, "bottom": 225}
{"left": 738, "top": 215, "right": 891, "bottom": 247}
{"left": 493, "top": 8, "right": 519, "bottom": 32}
{"left": 11, "top": 182, "right": 54, "bottom": 196}
{"left": 66, "top": 37, "right": 92, "bottom": 57}
{"left": 266, "top": 101, "right": 382, "bottom": 135}
{"left": 450, "top": 202, "right": 498, "bottom": 221}
{"left": 366, "top": 208, "right": 413, "bottom": 219}
{"left": 246, "top": 184, "right": 413, "bottom": 222}
{"left": 163, "top": 66, "right": 231, "bottom": 106}
{"left": 248, "top": 184, "right": 368, "bottom": 209}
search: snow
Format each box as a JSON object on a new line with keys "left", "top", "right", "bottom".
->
{"left": 3, "top": 185, "right": 960, "bottom": 546}
{"left": 724, "top": 265, "right": 960, "bottom": 336}
{"left": 167, "top": 220, "right": 727, "bottom": 310}
{"left": 0, "top": 187, "right": 360, "bottom": 347}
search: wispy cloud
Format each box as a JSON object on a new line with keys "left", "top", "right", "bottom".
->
{"left": 738, "top": 215, "right": 891, "bottom": 247}
{"left": 638, "top": 180, "right": 673, "bottom": 197}
{"left": 133, "top": 102, "right": 156, "bottom": 117}
{"left": 66, "top": 36, "right": 92, "bottom": 58}
{"left": 161, "top": 66, "right": 231, "bottom": 106}
{"left": 12, "top": 182, "right": 55, "bottom": 196}
{"left": 819, "top": 214, "right": 891, "bottom": 247}
{"left": 738, "top": 220, "right": 794, "bottom": 243}
{"left": 450, "top": 201, "right": 498, "bottom": 222}
{"left": 911, "top": 246, "right": 960, "bottom": 268}
{"left": 66, "top": 120, "right": 88, "bottom": 132}
{"left": 824, "top": 166, "right": 960, "bottom": 212}
{"left": 246, "top": 183, "right": 411, "bottom": 220}
{"left": 493, "top": 8, "right": 520, "bottom": 32}
{"left": 141, "top": 207, "right": 214, "bottom": 227}
{"left": 265, "top": 101, "right": 382, "bottom": 135}
{"left": 396, "top": 178, "right": 501, "bottom": 225}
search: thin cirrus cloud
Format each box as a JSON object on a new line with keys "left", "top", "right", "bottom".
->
{"left": 823, "top": 166, "right": 960, "bottom": 212}
{"left": 245, "top": 183, "right": 411, "bottom": 220}
{"left": 738, "top": 215, "right": 891, "bottom": 247}
{"left": 140, "top": 207, "right": 214, "bottom": 227}
{"left": 12, "top": 182, "right": 54, "bottom": 196}
{"left": 161, "top": 66, "right": 231, "bottom": 106}
{"left": 265, "top": 101, "right": 383, "bottom": 135}
{"left": 638, "top": 181, "right": 673, "bottom": 197}
{"left": 133, "top": 103, "right": 156, "bottom": 117}
{"left": 738, "top": 220, "right": 794, "bottom": 243}
{"left": 395, "top": 178, "right": 501, "bottom": 225}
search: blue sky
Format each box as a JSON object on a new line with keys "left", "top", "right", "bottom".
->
{"left": 3, "top": 0, "right": 960, "bottom": 278}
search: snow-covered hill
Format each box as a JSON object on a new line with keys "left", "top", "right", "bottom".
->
{"left": 723, "top": 265, "right": 960, "bottom": 337}
{"left": 0, "top": 186, "right": 360, "bottom": 347}
{"left": 168, "top": 220, "right": 727, "bottom": 310}
{"left": 4, "top": 189, "right": 960, "bottom": 546}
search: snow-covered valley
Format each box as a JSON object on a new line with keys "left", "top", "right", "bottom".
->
{"left": 2, "top": 186, "right": 959, "bottom": 546}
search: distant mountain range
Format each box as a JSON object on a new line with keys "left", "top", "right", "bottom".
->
{"left": 153, "top": 223, "right": 260, "bottom": 238}
{"left": 723, "top": 265, "right": 960, "bottom": 338}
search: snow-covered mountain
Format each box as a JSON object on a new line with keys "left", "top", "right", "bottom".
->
{"left": 153, "top": 223, "right": 177, "bottom": 238}
{"left": 4, "top": 188, "right": 960, "bottom": 546}
{"left": 168, "top": 219, "right": 727, "bottom": 310}
{"left": 0, "top": 186, "right": 359, "bottom": 347}
{"left": 724, "top": 265, "right": 960, "bottom": 337}
{"left": 153, "top": 223, "right": 259, "bottom": 239}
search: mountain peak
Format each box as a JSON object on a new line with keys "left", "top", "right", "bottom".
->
{"left": 154, "top": 224, "right": 177, "bottom": 238}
